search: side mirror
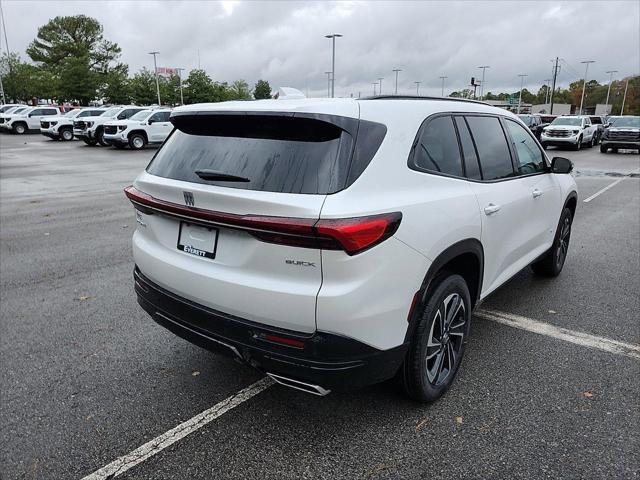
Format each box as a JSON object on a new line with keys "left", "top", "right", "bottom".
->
{"left": 551, "top": 157, "right": 573, "bottom": 174}
{"left": 148, "top": 119, "right": 154, "bottom": 125}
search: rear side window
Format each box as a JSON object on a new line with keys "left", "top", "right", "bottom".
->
{"left": 454, "top": 117, "right": 482, "bottom": 180}
{"left": 147, "top": 115, "right": 358, "bottom": 194}
{"left": 465, "top": 116, "right": 514, "bottom": 180}
{"left": 411, "top": 115, "right": 462, "bottom": 177}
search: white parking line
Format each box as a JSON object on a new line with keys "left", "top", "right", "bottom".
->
{"left": 476, "top": 309, "right": 640, "bottom": 359}
{"left": 81, "top": 377, "right": 274, "bottom": 480}
{"left": 582, "top": 177, "right": 626, "bottom": 203}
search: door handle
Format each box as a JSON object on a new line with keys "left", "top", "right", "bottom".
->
{"left": 532, "top": 189, "right": 543, "bottom": 198}
{"left": 484, "top": 203, "right": 501, "bottom": 215}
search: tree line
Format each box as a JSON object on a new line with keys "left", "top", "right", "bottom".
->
{"left": 0, "top": 15, "right": 272, "bottom": 106}
{"left": 450, "top": 76, "right": 639, "bottom": 114}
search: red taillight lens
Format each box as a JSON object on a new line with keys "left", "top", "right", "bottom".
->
{"left": 124, "top": 186, "right": 401, "bottom": 255}
{"left": 262, "top": 334, "right": 306, "bottom": 349}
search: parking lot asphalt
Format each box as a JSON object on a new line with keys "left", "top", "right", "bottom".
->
{"left": 1, "top": 134, "right": 638, "bottom": 479}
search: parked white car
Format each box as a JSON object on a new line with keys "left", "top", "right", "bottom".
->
{"left": 125, "top": 96, "right": 577, "bottom": 402}
{"left": 73, "top": 105, "right": 145, "bottom": 146}
{"left": 0, "top": 106, "right": 31, "bottom": 130}
{"left": 0, "top": 103, "right": 22, "bottom": 114}
{"left": 40, "top": 107, "right": 108, "bottom": 141}
{"left": 103, "top": 108, "right": 173, "bottom": 149}
{"left": 2, "top": 105, "right": 62, "bottom": 134}
{"left": 541, "top": 115, "right": 597, "bottom": 150}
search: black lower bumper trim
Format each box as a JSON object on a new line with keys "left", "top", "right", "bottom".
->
{"left": 133, "top": 267, "right": 408, "bottom": 390}
{"left": 601, "top": 141, "right": 640, "bottom": 150}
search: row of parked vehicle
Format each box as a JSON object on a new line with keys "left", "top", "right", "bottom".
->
{"left": 0, "top": 103, "right": 173, "bottom": 150}
{"left": 518, "top": 113, "right": 640, "bottom": 153}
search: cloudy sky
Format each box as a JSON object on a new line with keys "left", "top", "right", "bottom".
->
{"left": 2, "top": 1, "right": 639, "bottom": 97}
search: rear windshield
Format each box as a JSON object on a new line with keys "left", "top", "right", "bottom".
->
{"left": 147, "top": 115, "right": 358, "bottom": 194}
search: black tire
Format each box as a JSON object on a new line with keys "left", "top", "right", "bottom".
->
{"left": 588, "top": 135, "right": 595, "bottom": 148}
{"left": 13, "top": 122, "right": 27, "bottom": 135}
{"left": 114, "top": 143, "right": 126, "bottom": 149}
{"left": 96, "top": 128, "right": 108, "bottom": 146}
{"left": 400, "top": 274, "right": 471, "bottom": 403}
{"left": 573, "top": 136, "right": 582, "bottom": 151}
{"left": 531, "top": 207, "right": 573, "bottom": 277}
{"left": 60, "top": 128, "right": 74, "bottom": 141}
{"left": 129, "top": 132, "right": 147, "bottom": 150}
{"left": 83, "top": 138, "right": 97, "bottom": 146}
{"left": 600, "top": 144, "right": 607, "bottom": 153}
{"left": 612, "top": 148, "right": 618, "bottom": 153}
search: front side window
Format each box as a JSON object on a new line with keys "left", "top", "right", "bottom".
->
{"left": 43, "top": 109, "right": 57, "bottom": 116}
{"left": 30, "top": 109, "right": 43, "bottom": 116}
{"left": 130, "top": 110, "right": 152, "bottom": 121}
{"left": 505, "top": 120, "right": 546, "bottom": 175}
{"left": 412, "top": 115, "right": 463, "bottom": 177}
{"left": 465, "top": 116, "right": 514, "bottom": 180}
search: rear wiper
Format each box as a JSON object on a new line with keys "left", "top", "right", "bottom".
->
{"left": 195, "top": 170, "right": 250, "bottom": 182}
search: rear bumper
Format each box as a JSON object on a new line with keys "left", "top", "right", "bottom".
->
{"left": 134, "top": 266, "right": 408, "bottom": 391}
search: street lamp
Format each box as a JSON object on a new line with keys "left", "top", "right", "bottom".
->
{"left": 478, "top": 65, "right": 490, "bottom": 101}
{"left": 148, "top": 51, "right": 161, "bottom": 105}
{"left": 579, "top": 60, "right": 595, "bottom": 115}
{"left": 517, "top": 74, "right": 528, "bottom": 114}
{"left": 378, "top": 77, "right": 384, "bottom": 95}
{"left": 414, "top": 81, "right": 421, "bottom": 95}
{"left": 439, "top": 76, "right": 447, "bottom": 97}
{"left": 544, "top": 78, "right": 552, "bottom": 104}
{"left": 605, "top": 70, "right": 618, "bottom": 115}
{"left": 175, "top": 67, "right": 185, "bottom": 105}
{"left": 392, "top": 68, "right": 402, "bottom": 95}
{"left": 325, "top": 34, "right": 342, "bottom": 98}
{"left": 324, "top": 71, "right": 332, "bottom": 98}
{"left": 372, "top": 82, "right": 378, "bottom": 96}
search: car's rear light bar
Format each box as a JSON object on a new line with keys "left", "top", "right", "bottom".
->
{"left": 124, "top": 186, "right": 401, "bottom": 255}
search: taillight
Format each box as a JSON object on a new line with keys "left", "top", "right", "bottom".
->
{"left": 124, "top": 186, "right": 401, "bottom": 255}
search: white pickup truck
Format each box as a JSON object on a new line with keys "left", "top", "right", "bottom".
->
{"left": 73, "top": 105, "right": 145, "bottom": 146}
{"left": 540, "top": 115, "right": 597, "bottom": 150}
{"left": 40, "top": 107, "right": 107, "bottom": 141}
{"left": 0, "top": 106, "right": 31, "bottom": 130}
{"left": 103, "top": 108, "right": 173, "bottom": 149}
{"left": 1, "top": 105, "right": 63, "bottom": 134}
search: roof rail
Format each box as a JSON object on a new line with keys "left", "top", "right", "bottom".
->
{"left": 360, "top": 95, "right": 488, "bottom": 105}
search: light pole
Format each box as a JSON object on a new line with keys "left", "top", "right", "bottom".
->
{"left": 414, "top": 81, "right": 421, "bottom": 95}
{"left": 324, "top": 71, "right": 332, "bottom": 98}
{"left": 620, "top": 78, "right": 629, "bottom": 115}
{"left": 579, "top": 60, "right": 595, "bottom": 115}
{"left": 148, "top": 51, "right": 161, "bottom": 105}
{"left": 544, "top": 78, "right": 552, "bottom": 104}
{"left": 372, "top": 82, "right": 378, "bottom": 96}
{"left": 392, "top": 68, "right": 402, "bottom": 95}
{"left": 175, "top": 68, "right": 185, "bottom": 105}
{"left": 439, "top": 76, "right": 447, "bottom": 97}
{"left": 377, "top": 77, "right": 384, "bottom": 95}
{"left": 325, "top": 34, "right": 342, "bottom": 98}
{"left": 605, "top": 70, "right": 618, "bottom": 114}
{"left": 517, "top": 74, "right": 528, "bottom": 114}
{"left": 478, "top": 65, "right": 489, "bottom": 100}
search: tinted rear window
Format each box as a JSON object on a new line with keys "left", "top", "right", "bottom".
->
{"left": 465, "top": 116, "right": 514, "bottom": 180}
{"left": 147, "top": 115, "right": 358, "bottom": 194}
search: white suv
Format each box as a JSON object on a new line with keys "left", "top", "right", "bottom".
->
{"left": 3, "top": 106, "right": 62, "bottom": 134}
{"left": 73, "top": 105, "right": 145, "bottom": 146}
{"left": 0, "top": 106, "right": 30, "bottom": 130}
{"left": 125, "top": 97, "right": 577, "bottom": 402}
{"left": 541, "top": 115, "right": 597, "bottom": 150}
{"left": 103, "top": 108, "right": 173, "bottom": 149}
{"left": 40, "top": 107, "right": 107, "bottom": 141}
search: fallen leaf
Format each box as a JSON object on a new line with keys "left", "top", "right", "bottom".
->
{"left": 44, "top": 232, "right": 50, "bottom": 236}
{"left": 78, "top": 295, "right": 91, "bottom": 301}
{"left": 121, "top": 225, "right": 129, "bottom": 229}
{"left": 415, "top": 418, "right": 428, "bottom": 432}
{"left": 548, "top": 310, "right": 557, "bottom": 314}
{"left": 583, "top": 391, "right": 594, "bottom": 398}
{"left": 192, "top": 370, "right": 200, "bottom": 376}
{"left": 455, "top": 416, "right": 464, "bottom": 424}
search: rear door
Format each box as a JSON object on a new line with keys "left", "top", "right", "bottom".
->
{"left": 131, "top": 113, "right": 357, "bottom": 333}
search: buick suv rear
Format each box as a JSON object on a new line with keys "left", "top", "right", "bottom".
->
{"left": 126, "top": 97, "right": 577, "bottom": 402}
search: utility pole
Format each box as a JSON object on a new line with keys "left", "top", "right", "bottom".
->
{"left": 544, "top": 79, "right": 551, "bottom": 104}
{"left": 175, "top": 68, "right": 185, "bottom": 105}
{"left": 605, "top": 70, "right": 618, "bottom": 115}
{"left": 324, "top": 71, "right": 332, "bottom": 98}
{"left": 197, "top": 49, "right": 201, "bottom": 69}
{"left": 414, "top": 81, "right": 421, "bottom": 95}
{"left": 0, "top": 73, "right": 5, "bottom": 104}
{"left": 579, "top": 60, "right": 595, "bottom": 115}
{"left": 392, "top": 68, "right": 402, "bottom": 95}
{"left": 620, "top": 78, "right": 629, "bottom": 115}
{"left": 517, "top": 74, "right": 528, "bottom": 114}
{"left": 372, "top": 82, "right": 378, "bottom": 96}
{"left": 148, "top": 51, "right": 161, "bottom": 105}
{"left": 550, "top": 57, "right": 559, "bottom": 115}
{"left": 439, "top": 76, "right": 447, "bottom": 97}
{"left": 478, "top": 65, "right": 490, "bottom": 100}
{"left": 325, "top": 34, "right": 342, "bottom": 98}
{"left": 378, "top": 77, "right": 384, "bottom": 95}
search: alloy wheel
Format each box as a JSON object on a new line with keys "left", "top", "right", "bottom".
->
{"left": 62, "top": 130, "right": 73, "bottom": 141}
{"left": 425, "top": 293, "right": 466, "bottom": 386}
{"left": 132, "top": 136, "right": 144, "bottom": 149}
{"left": 556, "top": 216, "right": 571, "bottom": 269}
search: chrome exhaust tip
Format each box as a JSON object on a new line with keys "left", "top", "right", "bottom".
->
{"left": 267, "top": 373, "right": 331, "bottom": 396}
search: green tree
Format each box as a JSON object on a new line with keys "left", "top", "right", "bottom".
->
{"left": 228, "top": 79, "right": 251, "bottom": 100}
{"left": 0, "top": 52, "right": 59, "bottom": 102}
{"left": 26, "top": 15, "right": 122, "bottom": 104}
{"left": 99, "top": 64, "right": 131, "bottom": 104}
{"left": 253, "top": 79, "right": 272, "bottom": 99}
{"left": 129, "top": 68, "right": 158, "bottom": 105}
{"left": 183, "top": 69, "right": 214, "bottom": 104}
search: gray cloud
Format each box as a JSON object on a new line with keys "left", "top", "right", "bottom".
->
{"left": 2, "top": 0, "right": 639, "bottom": 97}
